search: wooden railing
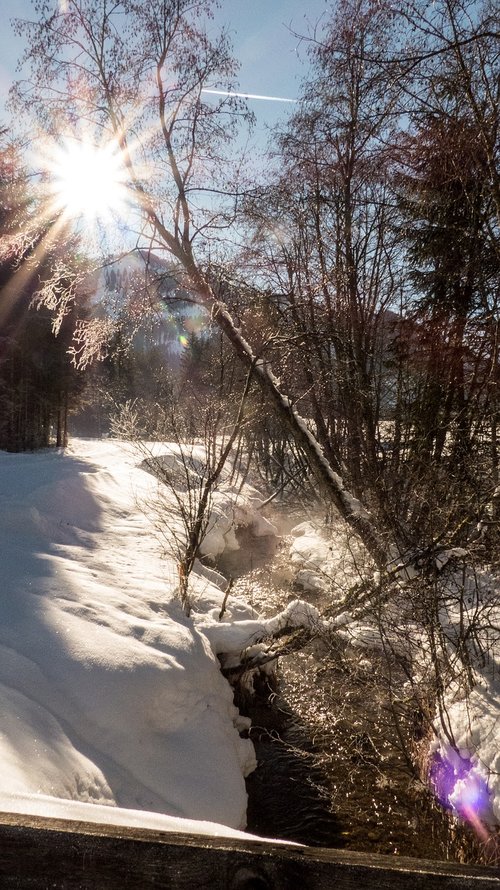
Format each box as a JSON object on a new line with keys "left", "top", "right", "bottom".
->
{"left": 0, "top": 812, "right": 498, "bottom": 888}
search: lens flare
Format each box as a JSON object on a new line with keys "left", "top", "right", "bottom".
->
{"left": 429, "top": 751, "right": 491, "bottom": 841}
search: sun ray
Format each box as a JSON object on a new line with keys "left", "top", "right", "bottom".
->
{"left": 0, "top": 212, "right": 70, "bottom": 327}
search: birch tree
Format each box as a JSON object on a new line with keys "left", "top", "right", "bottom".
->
{"left": 12, "top": 0, "right": 389, "bottom": 567}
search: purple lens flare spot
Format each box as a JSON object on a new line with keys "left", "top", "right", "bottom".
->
{"left": 429, "top": 751, "right": 490, "bottom": 822}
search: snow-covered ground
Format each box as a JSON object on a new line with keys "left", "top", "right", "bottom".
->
{"left": 0, "top": 437, "right": 290, "bottom": 839}
{"left": 3, "top": 436, "right": 498, "bottom": 847}
{"left": 289, "top": 521, "right": 500, "bottom": 838}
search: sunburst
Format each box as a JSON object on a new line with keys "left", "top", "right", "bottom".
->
{"left": 44, "top": 136, "right": 131, "bottom": 226}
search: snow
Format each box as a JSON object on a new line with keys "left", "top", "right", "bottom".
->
{"left": 428, "top": 566, "right": 500, "bottom": 828}
{"left": 198, "top": 493, "right": 278, "bottom": 562}
{"left": 289, "top": 519, "right": 369, "bottom": 599}
{"left": 0, "top": 437, "right": 283, "bottom": 839}
{"left": 4, "top": 434, "right": 499, "bottom": 845}
{"left": 431, "top": 676, "right": 500, "bottom": 826}
{"left": 136, "top": 442, "right": 278, "bottom": 564}
{"left": 287, "top": 517, "right": 500, "bottom": 836}
{"left": 198, "top": 598, "right": 322, "bottom": 658}
{"left": 0, "top": 793, "right": 267, "bottom": 841}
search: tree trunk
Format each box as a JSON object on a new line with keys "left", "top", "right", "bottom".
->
{"left": 182, "top": 260, "right": 388, "bottom": 568}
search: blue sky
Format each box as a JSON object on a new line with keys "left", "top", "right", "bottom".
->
{"left": 0, "top": 0, "right": 330, "bottom": 136}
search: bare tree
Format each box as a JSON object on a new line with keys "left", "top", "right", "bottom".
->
{"left": 12, "top": 0, "right": 498, "bottom": 570}
{"left": 111, "top": 352, "right": 255, "bottom": 615}
{"left": 12, "top": 0, "right": 390, "bottom": 567}
{"left": 242, "top": 0, "right": 403, "bottom": 532}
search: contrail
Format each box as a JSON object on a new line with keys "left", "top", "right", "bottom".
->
{"left": 201, "top": 88, "right": 296, "bottom": 103}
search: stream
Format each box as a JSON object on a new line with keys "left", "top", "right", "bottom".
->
{"left": 215, "top": 520, "right": 483, "bottom": 862}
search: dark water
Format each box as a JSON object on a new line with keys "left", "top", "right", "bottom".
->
{"left": 216, "top": 526, "right": 345, "bottom": 846}
{"left": 238, "top": 685, "right": 345, "bottom": 847}
{"left": 216, "top": 523, "right": 485, "bottom": 861}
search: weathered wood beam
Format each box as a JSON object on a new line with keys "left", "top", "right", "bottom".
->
{"left": 0, "top": 811, "right": 497, "bottom": 889}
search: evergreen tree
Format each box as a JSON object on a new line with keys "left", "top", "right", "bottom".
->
{"left": 0, "top": 135, "right": 88, "bottom": 451}
{"left": 390, "top": 50, "right": 500, "bottom": 545}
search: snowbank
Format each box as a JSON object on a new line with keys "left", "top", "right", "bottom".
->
{"left": 428, "top": 567, "right": 500, "bottom": 829}
{"left": 0, "top": 793, "right": 268, "bottom": 842}
{"left": 287, "top": 518, "right": 500, "bottom": 836}
{"left": 289, "top": 519, "right": 368, "bottom": 597}
{"left": 197, "top": 598, "right": 321, "bottom": 660}
{"left": 0, "top": 439, "right": 262, "bottom": 834}
{"left": 139, "top": 443, "right": 278, "bottom": 563}
{"left": 430, "top": 676, "right": 500, "bottom": 828}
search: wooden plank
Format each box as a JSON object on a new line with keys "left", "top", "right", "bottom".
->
{"left": 0, "top": 811, "right": 497, "bottom": 889}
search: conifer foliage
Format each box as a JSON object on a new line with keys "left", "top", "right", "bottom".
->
{"left": 0, "top": 135, "right": 86, "bottom": 451}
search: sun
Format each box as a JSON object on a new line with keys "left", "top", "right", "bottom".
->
{"left": 47, "top": 137, "right": 130, "bottom": 224}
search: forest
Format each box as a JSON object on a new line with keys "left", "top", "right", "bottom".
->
{"left": 0, "top": 0, "right": 499, "bottom": 868}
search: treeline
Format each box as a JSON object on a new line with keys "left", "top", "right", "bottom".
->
{"left": 5, "top": 0, "right": 500, "bottom": 565}
{"left": 221, "top": 0, "right": 500, "bottom": 558}
{"left": 0, "top": 136, "right": 87, "bottom": 451}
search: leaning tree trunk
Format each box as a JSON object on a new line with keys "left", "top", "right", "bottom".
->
{"left": 181, "top": 255, "right": 389, "bottom": 569}
{"left": 133, "top": 182, "right": 390, "bottom": 568}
